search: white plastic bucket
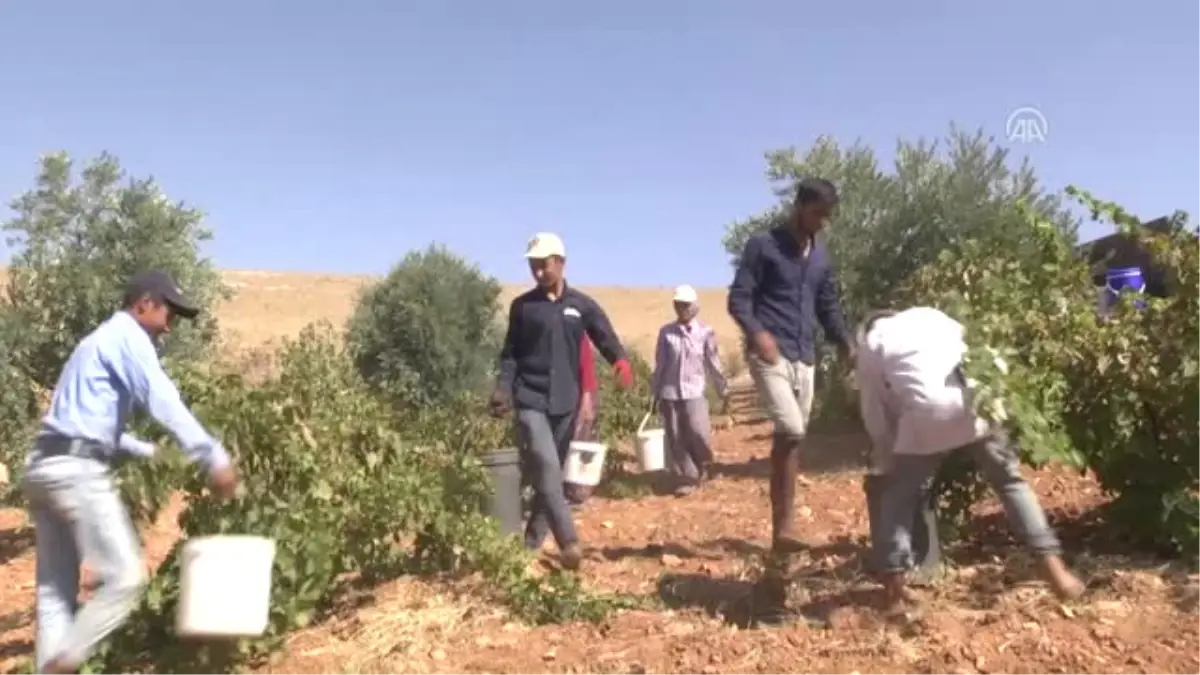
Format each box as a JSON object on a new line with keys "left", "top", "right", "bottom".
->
{"left": 564, "top": 441, "right": 608, "bottom": 487}
{"left": 176, "top": 535, "right": 276, "bottom": 639}
{"left": 636, "top": 412, "right": 666, "bottom": 472}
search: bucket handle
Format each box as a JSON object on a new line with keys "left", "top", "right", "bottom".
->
{"left": 637, "top": 411, "right": 653, "bottom": 435}
{"left": 1106, "top": 280, "right": 1146, "bottom": 294}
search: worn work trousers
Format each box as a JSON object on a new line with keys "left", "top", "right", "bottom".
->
{"left": 877, "top": 432, "right": 1062, "bottom": 573}
{"left": 23, "top": 450, "right": 146, "bottom": 672}
{"left": 517, "top": 408, "right": 579, "bottom": 551}
{"left": 659, "top": 397, "right": 713, "bottom": 483}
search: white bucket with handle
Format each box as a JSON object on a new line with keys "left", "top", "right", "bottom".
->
{"left": 564, "top": 441, "right": 608, "bottom": 486}
{"left": 176, "top": 534, "right": 276, "bottom": 638}
{"left": 636, "top": 412, "right": 666, "bottom": 472}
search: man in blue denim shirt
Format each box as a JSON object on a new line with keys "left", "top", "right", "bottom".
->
{"left": 23, "top": 270, "right": 239, "bottom": 674}
{"left": 728, "top": 178, "right": 854, "bottom": 555}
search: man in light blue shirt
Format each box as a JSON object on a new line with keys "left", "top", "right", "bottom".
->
{"left": 23, "top": 270, "right": 240, "bottom": 674}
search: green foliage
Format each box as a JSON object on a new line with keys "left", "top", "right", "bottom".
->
{"left": 0, "top": 320, "right": 41, "bottom": 504}
{"left": 0, "top": 151, "right": 226, "bottom": 508}
{"left": 0, "top": 152, "right": 640, "bottom": 674}
{"left": 901, "top": 191, "right": 1198, "bottom": 554}
{"left": 1, "top": 152, "right": 228, "bottom": 391}
{"left": 594, "top": 351, "right": 654, "bottom": 451}
{"left": 900, "top": 208, "right": 1088, "bottom": 531}
{"left": 87, "top": 324, "right": 636, "bottom": 674}
{"left": 721, "top": 128, "right": 1076, "bottom": 320}
{"left": 1056, "top": 190, "right": 1198, "bottom": 555}
{"left": 346, "top": 244, "right": 504, "bottom": 409}
{"left": 593, "top": 352, "right": 655, "bottom": 496}
{"left": 722, "top": 129, "right": 1079, "bottom": 425}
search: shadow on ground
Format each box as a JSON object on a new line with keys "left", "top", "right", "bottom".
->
{"left": 0, "top": 526, "right": 33, "bottom": 566}
{"left": 595, "top": 470, "right": 661, "bottom": 500}
{"left": 710, "top": 432, "right": 867, "bottom": 481}
{"left": 657, "top": 572, "right": 759, "bottom": 628}
{"left": 651, "top": 533, "right": 880, "bottom": 630}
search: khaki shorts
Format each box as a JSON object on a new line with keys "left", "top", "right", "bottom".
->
{"left": 748, "top": 353, "right": 815, "bottom": 441}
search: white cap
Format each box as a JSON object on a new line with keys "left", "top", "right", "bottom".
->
{"left": 673, "top": 284, "right": 698, "bottom": 304}
{"left": 524, "top": 232, "right": 566, "bottom": 259}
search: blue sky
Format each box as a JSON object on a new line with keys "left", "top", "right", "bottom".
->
{"left": 1, "top": 1, "right": 1196, "bottom": 287}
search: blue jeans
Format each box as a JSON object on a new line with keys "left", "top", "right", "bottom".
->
{"left": 877, "top": 432, "right": 1062, "bottom": 573}
{"left": 23, "top": 451, "right": 145, "bottom": 671}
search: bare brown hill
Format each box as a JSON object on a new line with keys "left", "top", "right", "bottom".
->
{"left": 216, "top": 270, "right": 740, "bottom": 359}
{"left": 0, "top": 266, "right": 739, "bottom": 368}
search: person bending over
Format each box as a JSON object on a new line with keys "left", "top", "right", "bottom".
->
{"left": 855, "top": 306, "right": 1085, "bottom": 612}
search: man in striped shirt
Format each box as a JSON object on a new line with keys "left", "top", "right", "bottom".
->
{"left": 652, "top": 285, "right": 728, "bottom": 496}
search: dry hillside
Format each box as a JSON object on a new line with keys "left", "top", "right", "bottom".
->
{"left": 217, "top": 270, "right": 740, "bottom": 359}
{"left": 0, "top": 268, "right": 738, "bottom": 359}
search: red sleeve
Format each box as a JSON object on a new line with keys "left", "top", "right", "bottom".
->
{"left": 579, "top": 337, "right": 598, "bottom": 393}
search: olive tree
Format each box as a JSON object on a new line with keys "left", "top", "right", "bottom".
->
{"left": 0, "top": 151, "right": 228, "bottom": 499}
{"left": 722, "top": 127, "right": 1079, "bottom": 425}
{"left": 722, "top": 127, "right": 1078, "bottom": 321}
{"left": 2, "top": 151, "right": 228, "bottom": 390}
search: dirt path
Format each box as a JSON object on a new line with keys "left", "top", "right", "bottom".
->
{"left": 1, "top": 392, "right": 1197, "bottom": 674}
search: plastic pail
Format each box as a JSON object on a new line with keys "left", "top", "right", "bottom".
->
{"left": 481, "top": 448, "right": 524, "bottom": 536}
{"left": 564, "top": 441, "right": 608, "bottom": 486}
{"left": 176, "top": 535, "right": 276, "bottom": 639}
{"left": 635, "top": 412, "right": 666, "bottom": 472}
{"left": 1104, "top": 266, "right": 1146, "bottom": 309}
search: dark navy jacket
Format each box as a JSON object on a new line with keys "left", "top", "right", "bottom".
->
{"left": 496, "top": 283, "right": 626, "bottom": 416}
{"left": 727, "top": 227, "right": 850, "bottom": 365}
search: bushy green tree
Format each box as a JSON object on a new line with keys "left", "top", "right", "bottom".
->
{"left": 0, "top": 152, "right": 227, "bottom": 503}
{"left": 346, "top": 244, "right": 503, "bottom": 409}
{"left": 722, "top": 127, "right": 1078, "bottom": 322}
{"left": 722, "top": 128, "right": 1079, "bottom": 423}
{"left": 1, "top": 151, "right": 228, "bottom": 390}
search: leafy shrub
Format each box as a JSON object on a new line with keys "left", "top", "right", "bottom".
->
{"left": 0, "top": 316, "right": 41, "bottom": 504}
{"left": 901, "top": 191, "right": 1198, "bottom": 554}
{"left": 87, "top": 324, "right": 636, "bottom": 674}
{"left": 1056, "top": 190, "right": 1198, "bottom": 555}
{"left": 346, "top": 245, "right": 504, "bottom": 409}
{"left": 595, "top": 351, "right": 654, "bottom": 450}
{"left": 593, "top": 352, "right": 654, "bottom": 494}
{"left": 897, "top": 202, "right": 1090, "bottom": 530}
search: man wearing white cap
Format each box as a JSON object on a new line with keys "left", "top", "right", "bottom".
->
{"left": 651, "top": 284, "right": 727, "bottom": 496}
{"left": 491, "top": 232, "right": 633, "bottom": 570}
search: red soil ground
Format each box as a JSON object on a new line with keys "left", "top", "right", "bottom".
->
{"left": 1, "top": 388, "right": 1196, "bottom": 674}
